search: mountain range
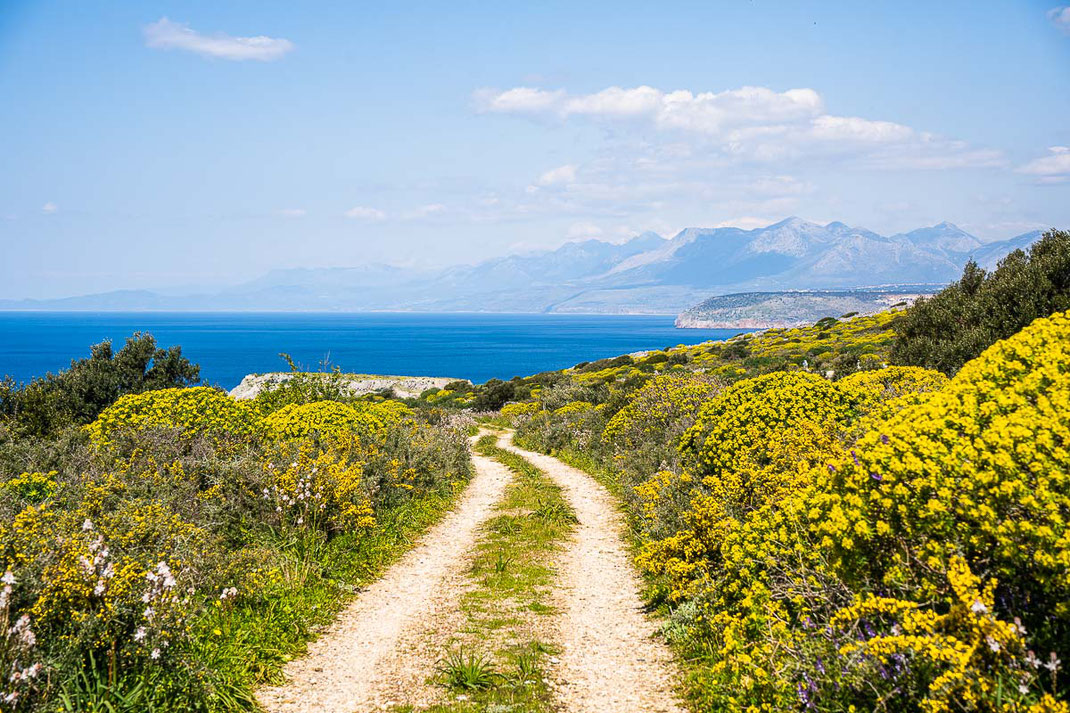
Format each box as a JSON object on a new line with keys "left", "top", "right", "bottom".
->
{"left": 0, "top": 218, "right": 1046, "bottom": 315}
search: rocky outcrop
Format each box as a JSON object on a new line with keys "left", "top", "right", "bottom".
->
{"left": 228, "top": 373, "right": 463, "bottom": 400}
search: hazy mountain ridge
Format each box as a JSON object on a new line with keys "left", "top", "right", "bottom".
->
{"left": 675, "top": 287, "right": 939, "bottom": 329}
{"left": 0, "top": 219, "right": 1046, "bottom": 314}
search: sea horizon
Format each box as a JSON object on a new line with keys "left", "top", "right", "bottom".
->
{"left": 0, "top": 311, "right": 746, "bottom": 389}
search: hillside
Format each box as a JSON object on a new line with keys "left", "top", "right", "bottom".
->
{"left": 0, "top": 219, "right": 1045, "bottom": 314}
{"left": 675, "top": 287, "right": 936, "bottom": 328}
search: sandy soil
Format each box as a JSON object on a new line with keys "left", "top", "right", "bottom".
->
{"left": 500, "top": 433, "right": 685, "bottom": 713}
{"left": 256, "top": 435, "right": 513, "bottom": 713}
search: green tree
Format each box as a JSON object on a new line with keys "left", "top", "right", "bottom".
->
{"left": 0, "top": 332, "right": 200, "bottom": 437}
{"left": 891, "top": 228, "right": 1070, "bottom": 374}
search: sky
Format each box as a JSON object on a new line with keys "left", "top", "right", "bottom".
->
{"left": 0, "top": 0, "right": 1068, "bottom": 299}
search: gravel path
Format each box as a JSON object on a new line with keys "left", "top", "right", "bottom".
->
{"left": 256, "top": 435, "right": 513, "bottom": 713}
{"left": 500, "top": 433, "right": 686, "bottom": 713}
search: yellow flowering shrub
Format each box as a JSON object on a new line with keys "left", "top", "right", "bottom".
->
{"left": 500, "top": 401, "right": 540, "bottom": 420}
{"left": 260, "top": 434, "right": 377, "bottom": 534}
{"left": 0, "top": 498, "right": 206, "bottom": 669}
{"left": 680, "top": 371, "right": 856, "bottom": 476}
{"left": 838, "top": 365, "right": 947, "bottom": 414}
{"left": 602, "top": 374, "right": 721, "bottom": 453}
{"left": 552, "top": 400, "right": 594, "bottom": 417}
{"left": 1, "top": 471, "right": 57, "bottom": 505}
{"left": 816, "top": 309, "right": 1070, "bottom": 665}
{"left": 86, "top": 387, "right": 260, "bottom": 448}
{"left": 261, "top": 400, "right": 410, "bottom": 441}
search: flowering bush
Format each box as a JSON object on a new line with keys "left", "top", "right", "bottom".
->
{"left": 85, "top": 387, "right": 260, "bottom": 449}
{"left": 602, "top": 374, "right": 721, "bottom": 454}
{"left": 837, "top": 364, "right": 947, "bottom": 413}
{"left": 261, "top": 400, "right": 410, "bottom": 441}
{"left": 260, "top": 434, "right": 377, "bottom": 535}
{"left": 680, "top": 371, "right": 855, "bottom": 477}
{"left": 500, "top": 401, "right": 540, "bottom": 421}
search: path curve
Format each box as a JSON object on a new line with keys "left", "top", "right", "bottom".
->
{"left": 257, "top": 435, "right": 513, "bottom": 713}
{"left": 500, "top": 432, "right": 685, "bottom": 713}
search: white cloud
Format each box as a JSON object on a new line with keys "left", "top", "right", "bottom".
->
{"left": 1049, "top": 6, "right": 1070, "bottom": 34}
{"left": 566, "top": 221, "right": 603, "bottom": 239}
{"left": 712, "top": 216, "right": 780, "bottom": 230}
{"left": 144, "top": 18, "right": 294, "bottom": 61}
{"left": 412, "top": 203, "right": 446, "bottom": 217}
{"left": 475, "top": 83, "right": 1000, "bottom": 170}
{"left": 278, "top": 208, "right": 306, "bottom": 218}
{"left": 1017, "top": 146, "right": 1070, "bottom": 183}
{"left": 537, "top": 164, "right": 577, "bottom": 186}
{"left": 344, "top": 206, "right": 386, "bottom": 220}
{"left": 476, "top": 85, "right": 822, "bottom": 135}
{"left": 42, "top": 202, "right": 58, "bottom": 214}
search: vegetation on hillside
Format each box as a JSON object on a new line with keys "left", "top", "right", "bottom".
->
{"left": 0, "top": 348, "right": 470, "bottom": 712}
{"left": 478, "top": 241, "right": 1070, "bottom": 712}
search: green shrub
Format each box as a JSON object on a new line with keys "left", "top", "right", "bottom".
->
{"left": 0, "top": 333, "right": 200, "bottom": 438}
{"left": 891, "top": 228, "right": 1070, "bottom": 374}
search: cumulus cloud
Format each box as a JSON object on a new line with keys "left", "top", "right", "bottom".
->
{"left": 566, "top": 221, "right": 603, "bottom": 239}
{"left": 1017, "top": 146, "right": 1070, "bottom": 183}
{"left": 537, "top": 164, "right": 577, "bottom": 186}
{"left": 410, "top": 203, "right": 446, "bottom": 218}
{"left": 144, "top": 18, "right": 294, "bottom": 61}
{"left": 476, "top": 85, "right": 823, "bottom": 135}
{"left": 475, "top": 84, "right": 1000, "bottom": 170}
{"left": 1049, "top": 6, "right": 1070, "bottom": 34}
{"left": 41, "top": 202, "right": 58, "bottom": 214}
{"left": 344, "top": 206, "right": 386, "bottom": 220}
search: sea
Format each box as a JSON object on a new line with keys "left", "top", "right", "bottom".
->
{"left": 0, "top": 313, "right": 746, "bottom": 389}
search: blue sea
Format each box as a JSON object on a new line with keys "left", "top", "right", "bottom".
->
{"left": 0, "top": 313, "right": 745, "bottom": 389}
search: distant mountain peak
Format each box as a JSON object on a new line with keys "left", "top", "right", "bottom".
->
{"left": 0, "top": 218, "right": 1046, "bottom": 316}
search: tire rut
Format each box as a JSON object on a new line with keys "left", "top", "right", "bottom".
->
{"left": 498, "top": 433, "right": 685, "bottom": 713}
{"left": 256, "top": 434, "right": 514, "bottom": 713}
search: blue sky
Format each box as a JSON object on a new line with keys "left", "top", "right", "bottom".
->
{"left": 1, "top": 0, "right": 1068, "bottom": 299}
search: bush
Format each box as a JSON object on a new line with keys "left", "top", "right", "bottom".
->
{"left": 680, "top": 371, "right": 856, "bottom": 479}
{"left": 891, "top": 228, "right": 1070, "bottom": 374}
{"left": 261, "top": 400, "right": 410, "bottom": 441}
{"left": 85, "top": 387, "right": 260, "bottom": 449}
{"left": 0, "top": 333, "right": 200, "bottom": 438}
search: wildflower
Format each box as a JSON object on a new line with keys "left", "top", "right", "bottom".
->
{"left": 151, "top": 648, "right": 161, "bottom": 660}
{"left": 0, "top": 572, "right": 14, "bottom": 586}
{"left": 134, "top": 627, "right": 147, "bottom": 642}
{"left": 93, "top": 580, "right": 106, "bottom": 596}
{"left": 10, "top": 615, "right": 36, "bottom": 649}
{"left": 970, "top": 600, "right": 987, "bottom": 614}
{"left": 82, "top": 518, "right": 94, "bottom": 531}
{"left": 144, "top": 606, "right": 155, "bottom": 619}
{"left": 986, "top": 636, "right": 1000, "bottom": 652}
{"left": 1045, "top": 653, "right": 1061, "bottom": 672}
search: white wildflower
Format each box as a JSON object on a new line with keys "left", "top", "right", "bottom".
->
{"left": 970, "top": 600, "right": 987, "bottom": 614}
{"left": 151, "top": 648, "right": 161, "bottom": 660}
{"left": 82, "top": 519, "right": 94, "bottom": 532}
{"left": 0, "top": 572, "right": 15, "bottom": 586}
{"left": 986, "top": 636, "right": 1000, "bottom": 652}
{"left": 134, "top": 627, "right": 147, "bottom": 642}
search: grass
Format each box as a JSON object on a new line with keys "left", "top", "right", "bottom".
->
{"left": 412, "top": 432, "right": 576, "bottom": 713}
{"left": 184, "top": 482, "right": 469, "bottom": 710}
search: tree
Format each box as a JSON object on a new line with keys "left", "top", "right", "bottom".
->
{"left": 891, "top": 228, "right": 1070, "bottom": 374}
{"left": 0, "top": 333, "right": 201, "bottom": 437}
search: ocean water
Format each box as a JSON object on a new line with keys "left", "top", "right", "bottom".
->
{"left": 0, "top": 313, "right": 746, "bottom": 389}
